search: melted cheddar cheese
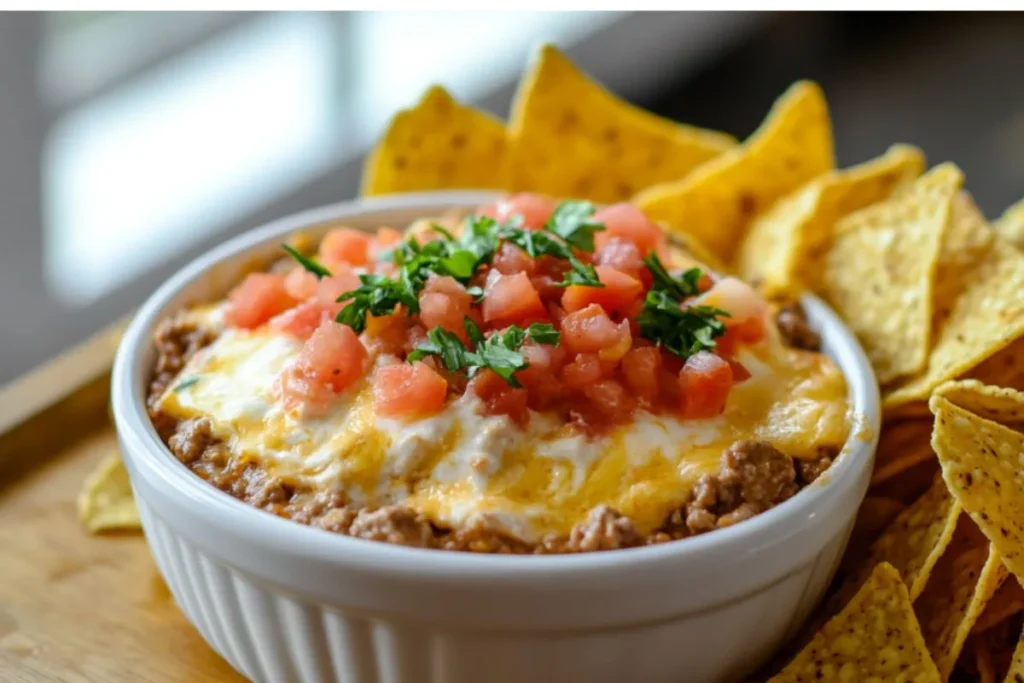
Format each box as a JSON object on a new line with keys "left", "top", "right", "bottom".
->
{"left": 156, "top": 306, "right": 851, "bottom": 542}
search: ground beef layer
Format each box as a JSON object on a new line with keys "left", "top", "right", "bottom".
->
{"left": 147, "top": 304, "right": 837, "bottom": 554}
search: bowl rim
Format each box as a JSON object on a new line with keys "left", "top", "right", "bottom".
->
{"left": 111, "top": 190, "right": 881, "bottom": 582}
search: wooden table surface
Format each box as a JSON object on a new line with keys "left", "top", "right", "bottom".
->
{"left": 0, "top": 369, "right": 244, "bottom": 682}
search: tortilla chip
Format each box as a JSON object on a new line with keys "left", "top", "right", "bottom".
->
{"left": 507, "top": 44, "right": 734, "bottom": 203}
{"left": 361, "top": 86, "right": 508, "bottom": 196}
{"left": 884, "top": 213, "right": 1024, "bottom": 413}
{"left": 974, "top": 578, "right": 1024, "bottom": 635}
{"left": 930, "top": 393, "right": 1024, "bottom": 585}
{"left": 996, "top": 196, "right": 1024, "bottom": 251}
{"left": 769, "top": 562, "right": 941, "bottom": 682}
{"left": 930, "top": 192, "right": 996, "bottom": 325}
{"left": 871, "top": 418, "right": 936, "bottom": 487}
{"left": 819, "top": 163, "right": 961, "bottom": 385}
{"left": 830, "top": 476, "right": 961, "bottom": 617}
{"left": 738, "top": 144, "right": 925, "bottom": 299}
{"left": 916, "top": 517, "right": 1008, "bottom": 679}
{"left": 77, "top": 453, "right": 141, "bottom": 533}
{"left": 841, "top": 496, "right": 906, "bottom": 573}
{"left": 935, "top": 380, "right": 1024, "bottom": 427}
{"left": 635, "top": 81, "right": 835, "bottom": 263}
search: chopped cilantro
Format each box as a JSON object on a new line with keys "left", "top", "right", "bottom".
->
{"left": 636, "top": 290, "right": 729, "bottom": 358}
{"left": 336, "top": 273, "right": 419, "bottom": 333}
{"left": 644, "top": 252, "right": 703, "bottom": 299}
{"left": 408, "top": 318, "right": 560, "bottom": 387}
{"left": 637, "top": 254, "right": 729, "bottom": 358}
{"left": 544, "top": 200, "right": 605, "bottom": 252}
{"left": 282, "top": 244, "right": 332, "bottom": 279}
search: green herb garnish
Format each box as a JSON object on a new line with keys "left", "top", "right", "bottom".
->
{"left": 408, "top": 318, "right": 560, "bottom": 387}
{"left": 282, "top": 244, "right": 332, "bottom": 278}
{"left": 173, "top": 376, "right": 200, "bottom": 392}
{"left": 544, "top": 200, "right": 605, "bottom": 252}
{"left": 637, "top": 253, "right": 729, "bottom": 358}
{"left": 636, "top": 290, "right": 729, "bottom": 358}
{"left": 644, "top": 252, "right": 702, "bottom": 299}
{"left": 336, "top": 274, "right": 419, "bottom": 333}
{"left": 334, "top": 204, "right": 605, "bottom": 333}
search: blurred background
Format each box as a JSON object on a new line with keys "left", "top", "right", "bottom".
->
{"left": 0, "top": 11, "right": 1022, "bottom": 385}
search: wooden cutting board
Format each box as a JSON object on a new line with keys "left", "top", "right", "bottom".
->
{"left": 0, "top": 324, "right": 245, "bottom": 683}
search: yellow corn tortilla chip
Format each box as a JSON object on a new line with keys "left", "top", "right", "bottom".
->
{"left": 930, "top": 393, "right": 1024, "bottom": 585}
{"left": 361, "top": 86, "right": 508, "bottom": 196}
{"left": 738, "top": 143, "right": 925, "bottom": 299}
{"left": 829, "top": 476, "right": 961, "bottom": 615}
{"left": 820, "top": 163, "right": 961, "bottom": 385}
{"left": 77, "top": 452, "right": 141, "bottom": 533}
{"left": 871, "top": 418, "right": 936, "bottom": 487}
{"left": 974, "top": 577, "right": 1024, "bottom": 635}
{"left": 935, "top": 380, "right": 1024, "bottom": 427}
{"left": 769, "top": 562, "right": 941, "bottom": 682}
{"left": 507, "top": 44, "right": 734, "bottom": 203}
{"left": 996, "top": 196, "right": 1024, "bottom": 251}
{"left": 916, "top": 517, "right": 1008, "bottom": 680}
{"left": 884, "top": 214, "right": 1024, "bottom": 413}
{"left": 634, "top": 81, "right": 835, "bottom": 263}
{"left": 930, "top": 192, "right": 995, "bottom": 325}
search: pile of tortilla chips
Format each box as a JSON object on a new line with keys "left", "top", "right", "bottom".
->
{"left": 80, "top": 43, "right": 1024, "bottom": 682}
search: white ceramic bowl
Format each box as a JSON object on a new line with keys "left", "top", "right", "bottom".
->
{"left": 111, "top": 192, "right": 880, "bottom": 683}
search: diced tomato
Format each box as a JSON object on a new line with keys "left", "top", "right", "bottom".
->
{"left": 403, "top": 323, "right": 429, "bottom": 355}
{"left": 516, "top": 343, "right": 567, "bottom": 410}
{"left": 296, "top": 321, "right": 368, "bottom": 392}
{"left": 727, "top": 358, "right": 752, "bottom": 382}
{"left": 320, "top": 228, "right": 371, "bottom": 267}
{"left": 374, "top": 361, "right": 448, "bottom": 418}
{"left": 283, "top": 268, "right": 319, "bottom": 300}
{"left": 469, "top": 369, "right": 530, "bottom": 426}
{"left": 678, "top": 351, "right": 734, "bottom": 419}
{"left": 481, "top": 272, "right": 546, "bottom": 326}
{"left": 546, "top": 302, "right": 567, "bottom": 326}
{"left": 594, "top": 238, "right": 645, "bottom": 280}
{"left": 315, "top": 268, "right": 361, "bottom": 316}
{"left": 560, "top": 304, "right": 622, "bottom": 354}
{"left": 420, "top": 276, "right": 473, "bottom": 339}
{"left": 492, "top": 242, "right": 536, "bottom": 276}
{"left": 583, "top": 379, "right": 636, "bottom": 420}
{"left": 485, "top": 193, "right": 556, "bottom": 230}
{"left": 562, "top": 266, "right": 643, "bottom": 315}
{"left": 279, "top": 321, "right": 368, "bottom": 413}
{"left": 593, "top": 203, "right": 667, "bottom": 256}
{"left": 620, "top": 347, "right": 662, "bottom": 406}
{"left": 225, "top": 273, "right": 297, "bottom": 329}
{"left": 597, "top": 320, "right": 632, "bottom": 364}
{"left": 423, "top": 274, "right": 473, "bottom": 308}
{"left": 561, "top": 353, "right": 604, "bottom": 390}
{"left": 369, "top": 227, "right": 403, "bottom": 261}
{"left": 270, "top": 300, "right": 331, "bottom": 340}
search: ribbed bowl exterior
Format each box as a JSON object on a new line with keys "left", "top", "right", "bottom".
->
{"left": 136, "top": 489, "right": 854, "bottom": 683}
